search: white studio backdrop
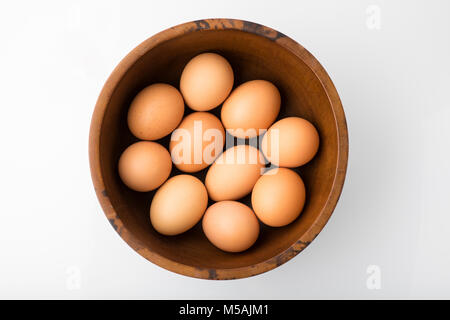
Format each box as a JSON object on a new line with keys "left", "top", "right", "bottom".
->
{"left": 0, "top": 0, "right": 449, "bottom": 299}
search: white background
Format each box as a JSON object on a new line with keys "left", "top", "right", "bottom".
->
{"left": 0, "top": 0, "right": 449, "bottom": 299}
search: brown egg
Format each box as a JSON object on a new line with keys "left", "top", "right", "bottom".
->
{"left": 205, "top": 145, "right": 265, "bottom": 201}
{"left": 262, "top": 117, "right": 320, "bottom": 167}
{"left": 127, "top": 83, "right": 184, "bottom": 140}
{"left": 251, "top": 168, "right": 305, "bottom": 227}
{"left": 150, "top": 175, "right": 208, "bottom": 236}
{"left": 170, "top": 112, "right": 225, "bottom": 173}
{"left": 180, "top": 53, "right": 234, "bottom": 111}
{"left": 221, "top": 80, "right": 281, "bottom": 138}
{"left": 202, "top": 201, "right": 260, "bottom": 252}
{"left": 118, "top": 141, "right": 172, "bottom": 192}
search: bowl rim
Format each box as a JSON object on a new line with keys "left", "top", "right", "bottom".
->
{"left": 89, "top": 18, "right": 349, "bottom": 280}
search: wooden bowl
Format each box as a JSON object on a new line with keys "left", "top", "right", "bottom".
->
{"left": 89, "top": 19, "right": 348, "bottom": 280}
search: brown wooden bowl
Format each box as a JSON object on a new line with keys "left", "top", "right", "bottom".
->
{"left": 89, "top": 19, "right": 348, "bottom": 280}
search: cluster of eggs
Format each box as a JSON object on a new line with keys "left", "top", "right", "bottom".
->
{"left": 118, "top": 53, "right": 319, "bottom": 253}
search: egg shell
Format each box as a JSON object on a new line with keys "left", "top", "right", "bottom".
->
{"left": 118, "top": 141, "right": 172, "bottom": 192}
{"left": 221, "top": 80, "right": 280, "bottom": 138}
{"left": 169, "top": 112, "right": 225, "bottom": 173}
{"left": 202, "top": 201, "right": 260, "bottom": 253}
{"left": 251, "top": 168, "right": 305, "bottom": 227}
{"left": 262, "top": 117, "right": 320, "bottom": 167}
{"left": 205, "top": 145, "right": 265, "bottom": 201}
{"left": 180, "top": 53, "right": 234, "bottom": 111}
{"left": 150, "top": 175, "right": 208, "bottom": 236}
{"left": 127, "top": 83, "right": 184, "bottom": 140}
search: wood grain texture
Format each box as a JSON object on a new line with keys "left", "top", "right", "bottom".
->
{"left": 89, "top": 18, "right": 348, "bottom": 280}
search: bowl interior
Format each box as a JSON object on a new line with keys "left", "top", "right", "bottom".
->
{"left": 99, "top": 28, "right": 338, "bottom": 271}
